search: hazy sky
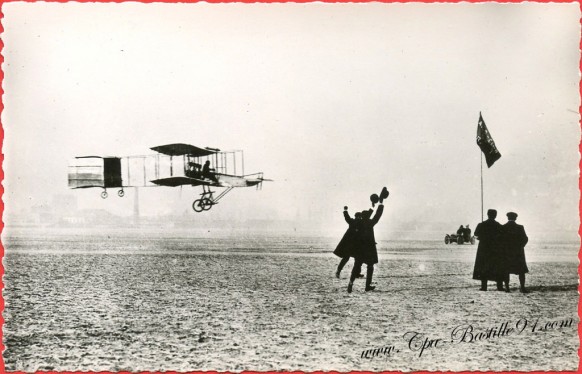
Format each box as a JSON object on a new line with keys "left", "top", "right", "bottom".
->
{"left": 2, "top": 2, "right": 580, "bottom": 236}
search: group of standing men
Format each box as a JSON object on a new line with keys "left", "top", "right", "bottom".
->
{"left": 333, "top": 187, "right": 389, "bottom": 293}
{"left": 332, "top": 193, "right": 529, "bottom": 294}
{"left": 473, "top": 209, "right": 530, "bottom": 293}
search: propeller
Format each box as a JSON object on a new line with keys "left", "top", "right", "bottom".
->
{"left": 257, "top": 177, "right": 274, "bottom": 190}
{"left": 255, "top": 173, "right": 273, "bottom": 190}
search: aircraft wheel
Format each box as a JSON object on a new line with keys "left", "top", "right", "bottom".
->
{"left": 193, "top": 199, "right": 204, "bottom": 212}
{"left": 444, "top": 235, "right": 450, "bottom": 244}
{"left": 118, "top": 189, "right": 125, "bottom": 197}
{"left": 101, "top": 191, "right": 108, "bottom": 199}
{"left": 202, "top": 198, "right": 213, "bottom": 211}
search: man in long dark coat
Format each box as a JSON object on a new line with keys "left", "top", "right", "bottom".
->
{"left": 502, "top": 212, "right": 529, "bottom": 293}
{"left": 473, "top": 209, "right": 503, "bottom": 291}
{"left": 464, "top": 225, "right": 472, "bottom": 242}
{"left": 333, "top": 208, "right": 362, "bottom": 278}
{"left": 347, "top": 190, "right": 387, "bottom": 293}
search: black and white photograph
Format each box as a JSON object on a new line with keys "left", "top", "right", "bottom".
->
{"left": 1, "top": 2, "right": 580, "bottom": 372}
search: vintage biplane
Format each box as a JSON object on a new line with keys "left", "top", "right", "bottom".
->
{"left": 68, "top": 143, "right": 270, "bottom": 212}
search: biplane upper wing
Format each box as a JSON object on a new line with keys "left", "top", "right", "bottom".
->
{"left": 150, "top": 143, "right": 218, "bottom": 157}
{"left": 150, "top": 176, "right": 209, "bottom": 187}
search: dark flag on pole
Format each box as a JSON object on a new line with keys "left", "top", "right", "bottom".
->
{"left": 476, "top": 113, "right": 501, "bottom": 168}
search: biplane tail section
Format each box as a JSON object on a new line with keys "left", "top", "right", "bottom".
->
{"left": 68, "top": 156, "right": 122, "bottom": 189}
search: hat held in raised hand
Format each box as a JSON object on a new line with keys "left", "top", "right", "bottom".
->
{"left": 380, "top": 187, "right": 389, "bottom": 200}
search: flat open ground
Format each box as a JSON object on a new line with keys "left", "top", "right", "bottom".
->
{"left": 3, "top": 229, "right": 579, "bottom": 371}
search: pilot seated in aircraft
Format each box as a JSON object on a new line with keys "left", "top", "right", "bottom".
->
{"left": 202, "top": 160, "right": 218, "bottom": 182}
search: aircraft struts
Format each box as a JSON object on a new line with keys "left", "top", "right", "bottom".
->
{"left": 192, "top": 186, "right": 234, "bottom": 212}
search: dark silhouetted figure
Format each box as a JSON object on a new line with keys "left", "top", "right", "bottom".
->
{"left": 473, "top": 209, "right": 504, "bottom": 291}
{"left": 348, "top": 187, "right": 388, "bottom": 293}
{"left": 502, "top": 212, "right": 529, "bottom": 293}
{"left": 334, "top": 208, "right": 363, "bottom": 278}
{"left": 202, "top": 160, "right": 217, "bottom": 182}
{"left": 457, "top": 225, "right": 465, "bottom": 236}
{"left": 464, "top": 225, "right": 472, "bottom": 242}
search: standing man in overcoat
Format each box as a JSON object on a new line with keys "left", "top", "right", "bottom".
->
{"left": 347, "top": 187, "right": 388, "bottom": 293}
{"left": 333, "top": 208, "right": 362, "bottom": 278}
{"left": 502, "top": 212, "right": 529, "bottom": 293}
{"left": 473, "top": 209, "right": 504, "bottom": 291}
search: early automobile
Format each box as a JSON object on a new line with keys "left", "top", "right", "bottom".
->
{"left": 445, "top": 226, "right": 476, "bottom": 245}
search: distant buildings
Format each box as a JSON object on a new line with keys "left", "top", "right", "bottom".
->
{"left": 3, "top": 193, "right": 578, "bottom": 242}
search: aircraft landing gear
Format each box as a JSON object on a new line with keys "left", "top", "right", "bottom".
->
{"left": 192, "top": 186, "right": 217, "bottom": 213}
{"left": 202, "top": 197, "right": 213, "bottom": 210}
{"left": 192, "top": 197, "right": 214, "bottom": 212}
{"left": 101, "top": 189, "right": 125, "bottom": 199}
{"left": 190, "top": 186, "right": 234, "bottom": 213}
{"left": 193, "top": 199, "right": 204, "bottom": 212}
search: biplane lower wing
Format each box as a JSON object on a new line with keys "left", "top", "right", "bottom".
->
{"left": 150, "top": 176, "right": 208, "bottom": 187}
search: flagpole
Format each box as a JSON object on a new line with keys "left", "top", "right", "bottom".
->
{"left": 480, "top": 152, "right": 484, "bottom": 222}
